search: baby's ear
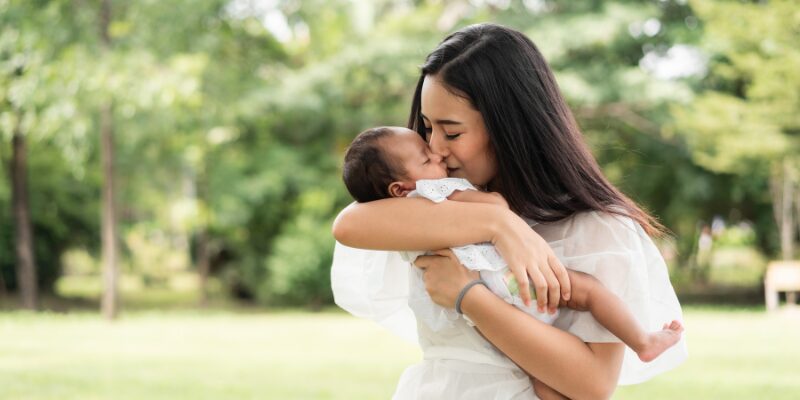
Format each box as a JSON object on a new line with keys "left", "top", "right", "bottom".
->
{"left": 388, "top": 181, "right": 414, "bottom": 198}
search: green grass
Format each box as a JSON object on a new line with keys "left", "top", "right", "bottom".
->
{"left": 615, "top": 306, "right": 800, "bottom": 399}
{"left": 0, "top": 305, "right": 798, "bottom": 399}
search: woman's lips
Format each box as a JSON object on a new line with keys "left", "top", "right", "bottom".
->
{"left": 447, "top": 167, "right": 459, "bottom": 174}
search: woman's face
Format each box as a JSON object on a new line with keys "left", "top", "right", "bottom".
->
{"left": 420, "top": 75, "right": 497, "bottom": 188}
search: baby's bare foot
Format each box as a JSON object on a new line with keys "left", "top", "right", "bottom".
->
{"left": 637, "top": 320, "right": 684, "bottom": 362}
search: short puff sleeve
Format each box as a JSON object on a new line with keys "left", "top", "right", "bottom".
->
{"left": 550, "top": 211, "right": 688, "bottom": 385}
{"left": 331, "top": 242, "right": 419, "bottom": 345}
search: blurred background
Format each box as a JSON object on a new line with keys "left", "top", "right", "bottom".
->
{"left": 1, "top": 0, "right": 798, "bottom": 399}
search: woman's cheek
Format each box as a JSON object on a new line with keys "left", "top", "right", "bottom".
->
{"left": 467, "top": 164, "right": 494, "bottom": 188}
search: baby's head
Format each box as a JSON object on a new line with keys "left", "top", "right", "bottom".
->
{"left": 343, "top": 126, "right": 447, "bottom": 202}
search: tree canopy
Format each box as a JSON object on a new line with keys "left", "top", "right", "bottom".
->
{"left": 1, "top": 0, "right": 796, "bottom": 308}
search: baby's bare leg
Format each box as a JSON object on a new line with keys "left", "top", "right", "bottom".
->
{"left": 563, "top": 270, "right": 684, "bottom": 362}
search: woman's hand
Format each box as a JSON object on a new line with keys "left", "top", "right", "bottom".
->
{"left": 413, "top": 249, "right": 479, "bottom": 308}
{"left": 491, "top": 209, "right": 571, "bottom": 314}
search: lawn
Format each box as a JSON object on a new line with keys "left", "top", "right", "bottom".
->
{"left": 0, "top": 305, "right": 798, "bottom": 399}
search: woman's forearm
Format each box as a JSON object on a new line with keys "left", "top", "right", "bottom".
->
{"left": 332, "top": 198, "right": 507, "bottom": 251}
{"left": 461, "top": 285, "right": 624, "bottom": 400}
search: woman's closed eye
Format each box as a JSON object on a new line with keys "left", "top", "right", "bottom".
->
{"left": 424, "top": 124, "right": 461, "bottom": 141}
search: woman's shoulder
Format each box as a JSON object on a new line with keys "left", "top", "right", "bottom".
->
{"left": 556, "top": 207, "right": 638, "bottom": 235}
{"left": 568, "top": 209, "right": 639, "bottom": 233}
{"left": 560, "top": 209, "right": 646, "bottom": 256}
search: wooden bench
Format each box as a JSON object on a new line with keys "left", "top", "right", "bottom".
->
{"left": 765, "top": 261, "right": 800, "bottom": 310}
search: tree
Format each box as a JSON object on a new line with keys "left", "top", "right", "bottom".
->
{"left": 9, "top": 105, "right": 37, "bottom": 309}
{"left": 0, "top": 0, "right": 92, "bottom": 308}
{"left": 671, "top": 0, "right": 800, "bottom": 259}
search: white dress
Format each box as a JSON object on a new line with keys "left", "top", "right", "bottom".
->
{"left": 331, "top": 180, "right": 688, "bottom": 399}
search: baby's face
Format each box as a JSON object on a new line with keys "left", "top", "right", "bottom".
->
{"left": 384, "top": 127, "right": 447, "bottom": 182}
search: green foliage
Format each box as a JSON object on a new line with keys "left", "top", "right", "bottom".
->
{"left": 707, "top": 246, "right": 767, "bottom": 287}
{"left": 668, "top": 0, "right": 800, "bottom": 257}
{"left": 260, "top": 213, "right": 336, "bottom": 307}
{"left": 1, "top": 0, "right": 795, "bottom": 307}
{"left": 0, "top": 140, "right": 99, "bottom": 292}
{"left": 715, "top": 223, "right": 757, "bottom": 248}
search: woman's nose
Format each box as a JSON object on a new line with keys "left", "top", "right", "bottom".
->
{"left": 428, "top": 130, "right": 449, "bottom": 158}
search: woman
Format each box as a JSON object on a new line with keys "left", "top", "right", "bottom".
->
{"left": 332, "top": 23, "right": 686, "bottom": 399}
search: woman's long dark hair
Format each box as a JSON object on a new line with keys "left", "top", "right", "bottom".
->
{"left": 408, "top": 23, "right": 665, "bottom": 236}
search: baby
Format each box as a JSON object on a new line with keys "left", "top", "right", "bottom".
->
{"left": 342, "top": 126, "right": 683, "bottom": 363}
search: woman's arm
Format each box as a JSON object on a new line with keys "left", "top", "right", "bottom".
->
{"left": 332, "top": 198, "right": 506, "bottom": 251}
{"left": 414, "top": 250, "right": 622, "bottom": 399}
{"left": 532, "top": 379, "right": 570, "bottom": 400}
{"left": 333, "top": 198, "right": 571, "bottom": 310}
{"left": 463, "top": 285, "right": 624, "bottom": 400}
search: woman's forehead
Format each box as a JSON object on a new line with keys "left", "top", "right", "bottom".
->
{"left": 421, "top": 76, "right": 475, "bottom": 120}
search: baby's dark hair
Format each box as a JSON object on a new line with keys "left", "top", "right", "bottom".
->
{"left": 342, "top": 127, "right": 405, "bottom": 202}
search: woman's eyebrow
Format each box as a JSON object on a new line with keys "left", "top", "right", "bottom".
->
{"left": 420, "top": 113, "right": 463, "bottom": 126}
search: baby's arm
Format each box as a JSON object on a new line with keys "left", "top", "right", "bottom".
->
{"left": 565, "top": 270, "right": 683, "bottom": 363}
{"left": 447, "top": 189, "right": 509, "bottom": 209}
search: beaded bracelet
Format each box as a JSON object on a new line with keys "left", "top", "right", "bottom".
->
{"left": 455, "top": 278, "right": 488, "bottom": 315}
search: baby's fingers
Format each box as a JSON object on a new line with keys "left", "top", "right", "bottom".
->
{"left": 412, "top": 255, "right": 436, "bottom": 269}
{"left": 432, "top": 249, "right": 454, "bottom": 258}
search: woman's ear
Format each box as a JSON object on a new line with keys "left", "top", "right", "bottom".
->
{"left": 388, "top": 181, "right": 414, "bottom": 198}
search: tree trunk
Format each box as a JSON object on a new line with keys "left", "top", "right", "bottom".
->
{"left": 0, "top": 129, "right": 7, "bottom": 300}
{"left": 780, "top": 160, "right": 795, "bottom": 260}
{"left": 196, "top": 226, "right": 210, "bottom": 307}
{"left": 0, "top": 266, "right": 7, "bottom": 298}
{"left": 795, "top": 189, "right": 800, "bottom": 249}
{"left": 771, "top": 159, "right": 798, "bottom": 261}
{"left": 99, "top": 0, "right": 119, "bottom": 320}
{"left": 100, "top": 102, "right": 119, "bottom": 320}
{"left": 196, "top": 163, "right": 210, "bottom": 307}
{"left": 11, "top": 124, "right": 38, "bottom": 310}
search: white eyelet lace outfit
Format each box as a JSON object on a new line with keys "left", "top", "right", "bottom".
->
{"left": 331, "top": 178, "right": 687, "bottom": 399}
